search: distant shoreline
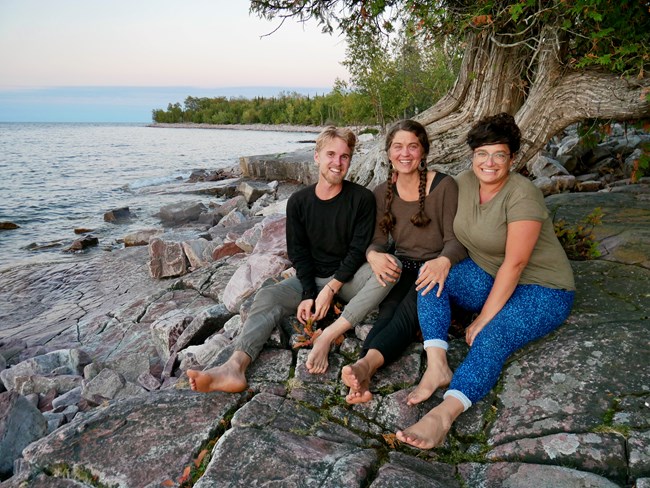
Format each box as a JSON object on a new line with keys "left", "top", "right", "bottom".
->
{"left": 147, "top": 122, "right": 325, "bottom": 133}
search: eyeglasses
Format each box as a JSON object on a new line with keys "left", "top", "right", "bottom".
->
{"left": 473, "top": 150, "right": 511, "bottom": 164}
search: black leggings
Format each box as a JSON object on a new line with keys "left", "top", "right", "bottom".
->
{"left": 361, "top": 269, "right": 420, "bottom": 364}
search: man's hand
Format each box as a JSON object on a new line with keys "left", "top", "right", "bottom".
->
{"left": 367, "top": 250, "right": 401, "bottom": 287}
{"left": 297, "top": 299, "right": 314, "bottom": 325}
{"left": 313, "top": 286, "right": 334, "bottom": 321}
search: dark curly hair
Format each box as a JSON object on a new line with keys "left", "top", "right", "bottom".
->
{"left": 466, "top": 112, "right": 521, "bottom": 154}
{"left": 379, "top": 120, "right": 431, "bottom": 235}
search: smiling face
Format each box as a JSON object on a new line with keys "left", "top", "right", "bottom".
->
{"left": 471, "top": 143, "right": 514, "bottom": 188}
{"left": 388, "top": 130, "right": 425, "bottom": 175}
{"left": 314, "top": 136, "right": 352, "bottom": 186}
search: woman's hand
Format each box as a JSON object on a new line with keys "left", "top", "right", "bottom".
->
{"left": 415, "top": 256, "right": 451, "bottom": 297}
{"left": 367, "top": 250, "right": 401, "bottom": 286}
{"left": 465, "top": 315, "right": 490, "bottom": 346}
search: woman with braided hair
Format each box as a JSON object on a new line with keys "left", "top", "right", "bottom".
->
{"left": 342, "top": 119, "right": 466, "bottom": 404}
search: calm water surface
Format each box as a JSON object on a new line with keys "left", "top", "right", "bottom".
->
{"left": 0, "top": 123, "right": 315, "bottom": 270}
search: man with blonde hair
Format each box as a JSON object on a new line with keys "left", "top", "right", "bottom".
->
{"left": 188, "top": 126, "right": 397, "bottom": 392}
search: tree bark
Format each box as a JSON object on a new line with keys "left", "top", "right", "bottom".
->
{"left": 348, "top": 29, "right": 650, "bottom": 188}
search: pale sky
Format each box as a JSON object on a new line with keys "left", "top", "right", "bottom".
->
{"left": 0, "top": 0, "right": 349, "bottom": 121}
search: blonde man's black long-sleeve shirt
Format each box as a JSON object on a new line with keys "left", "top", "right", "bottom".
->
{"left": 286, "top": 180, "right": 376, "bottom": 300}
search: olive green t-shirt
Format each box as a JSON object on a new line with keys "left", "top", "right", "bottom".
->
{"left": 453, "top": 170, "right": 575, "bottom": 290}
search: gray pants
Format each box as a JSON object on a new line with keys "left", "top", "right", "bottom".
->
{"left": 235, "top": 263, "right": 395, "bottom": 361}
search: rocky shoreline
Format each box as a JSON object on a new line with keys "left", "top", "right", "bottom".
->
{"left": 0, "top": 124, "right": 648, "bottom": 487}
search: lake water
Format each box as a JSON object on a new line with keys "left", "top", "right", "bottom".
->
{"left": 0, "top": 123, "right": 316, "bottom": 271}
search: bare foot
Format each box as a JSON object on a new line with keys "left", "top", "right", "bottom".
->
{"left": 396, "top": 408, "right": 452, "bottom": 450}
{"left": 306, "top": 326, "right": 342, "bottom": 374}
{"left": 407, "top": 365, "right": 452, "bottom": 405}
{"left": 342, "top": 363, "right": 373, "bottom": 404}
{"left": 407, "top": 347, "right": 452, "bottom": 405}
{"left": 187, "top": 360, "right": 248, "bottom": 393}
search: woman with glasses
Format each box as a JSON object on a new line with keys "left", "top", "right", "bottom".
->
{"left": 341, "top": 119, "right": 466, "bottom": 404}
{"left": 396, "top": 112, "right": 575, "bottom": 449}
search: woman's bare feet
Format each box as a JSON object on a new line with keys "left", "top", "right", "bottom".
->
{"left": 396, "top": 396, "right": 464, "bottom": 449}
{"left": 342, "top": 363, "right": 373, "bottom": 404}
{"left": 407, "top": 347, "right": 452, "bottom": 405}
{"left": 306, "top": 318, "right": 351, "bottom": 374}
{"left": 187, "top": 351, "right": 250, "bottom": 393}
{"left": 341, "top": 350, "right": 384, "bottom": 404}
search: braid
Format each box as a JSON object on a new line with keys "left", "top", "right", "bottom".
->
{"left": 378, "top": 165, "right": 396, "bottom": 235}
{"left": 410, "top": 168, "right": 431, "bottom": 227}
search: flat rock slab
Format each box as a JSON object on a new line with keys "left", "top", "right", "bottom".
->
{"left": 19, "top": 390, "right": 238, "bottom": 488}
{"left": 197, "top": 426, "right": 377, "bottom": 487}
{"left": 0, "top": 247, "right": 169, "bottom": 354}
{"left": 488, "top": 261, "right": 650, "bottom": 447}
{"left": 546, "top": 186, "right": 650, "bottom": 268}
{"left": 457, "top": 461, "right": 621, "bottom": 487}
{"left": 486, "top": 432, "right": 627, "bottom": 482}
{"left": 370, "top": 452, "right": 460, "bottom": 487}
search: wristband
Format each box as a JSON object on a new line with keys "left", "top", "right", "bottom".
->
{"left": 326, "top": 283, "right": 336, "bottom": 294}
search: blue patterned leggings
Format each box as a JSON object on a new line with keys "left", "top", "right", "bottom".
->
{"left": 417, "top": 258, "right": 574, "bottom": 409}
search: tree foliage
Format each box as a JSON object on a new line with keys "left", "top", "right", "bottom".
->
{"left": 251, "top": 0, "right": 649, "bottom": 187}
{"left": 250, "top": 0, "right": 649, "bottom": 79}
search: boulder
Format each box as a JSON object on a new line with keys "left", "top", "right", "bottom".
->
{"left": 148, "top": 238, "right": 188, "bottom": 278}
{"left": 20, "top": 391, "right": 239, "bottom": 488}
{"left": 122, "top": 228, "right": 162, "bottom": 247}
{"left": 173, "top": 304, "right": 234, "bottom": 353}
{"left": 51, "top": 386, "right": 82, "bottom": 410}
{"left": 0, "top": 221, "right": 20, "bottom": 230}
{"left": 251, "top": 214, "right": 287, "bottom": 256}
{"left": 526, "top": 153, "right": 570, "bottom": 179}
{"left": 64, "top": 235, "right": 99, "bottom": 252}
{"left": 212, "top": 242, "right": 244, "bottom": 261}
{"left": 103, "top": 207, "right": 133, "bottom": 223}
{"left": 150, "top": 310, "right": 194, "bottom": 364}
{"left": 13, "top": 374, "right": 82, "bottom": 397}
{"left": 0, "top": 391, "right": 47, "bottom": 478}
{"left": 181, "top": 238, "right": 213, "bottom": 269}
{"left": 239, "top": 148, "right": 318, "bottom": 186}
{"left": 237, "top": 180, "right": 275, "bottom": 204}
{"left": 217, "top": 209, "right": 248, "bottom": 228}
{"left": 156, "top": 201, "right": 207, "bottom": 225}
{"left": 217, "top": 195, "right": 249, "bottom": 217}
{"left": 253, "top": 197, "right": 289, "bottom": 217}
{"left": 0, "top": 349, "right": 90, "bottom": 392}
{"left": 222, "top": 254, "right": 291, "bottom": 312}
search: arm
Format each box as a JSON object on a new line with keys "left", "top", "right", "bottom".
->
{"left": 286, "top": 193, "right": 317, "bottom": 306}
{"left": 332, "top": 189, "right": 376, "bottom": 283}
{"left": 366, "top": 184, "right": 401, "bottom": 286}
{"left": 465, "top": 219, "right": 542, "bottom": 346}
{"left": 417, "top": 178, "right": 466, "bottom": 296}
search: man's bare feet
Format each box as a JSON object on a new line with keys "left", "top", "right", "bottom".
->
{"left": 342, "top": 363, "right": 373, "bottom": 404}
{"left": 187, "top": 352, "right": 250, "bottom": 393}
{"left": 396, "top": 397, "right": 464, "bottom": 449}
{"left": 407, "top": 347, "right": 452, "bottom": 405}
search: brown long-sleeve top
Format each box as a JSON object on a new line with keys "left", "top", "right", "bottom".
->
{"left": 367, "top": 173, "right": 467, "bottom": 265}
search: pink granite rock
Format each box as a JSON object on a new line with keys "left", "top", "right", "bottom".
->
{"left": 148, "top": 238, "right": 188, "bottom": 278}
{"left": 222, "top": 253, "right": 290, "bottom": 312}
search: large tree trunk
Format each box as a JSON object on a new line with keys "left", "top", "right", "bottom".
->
{"left": 348, "top": 29, "right": 650, "bottom": 188}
